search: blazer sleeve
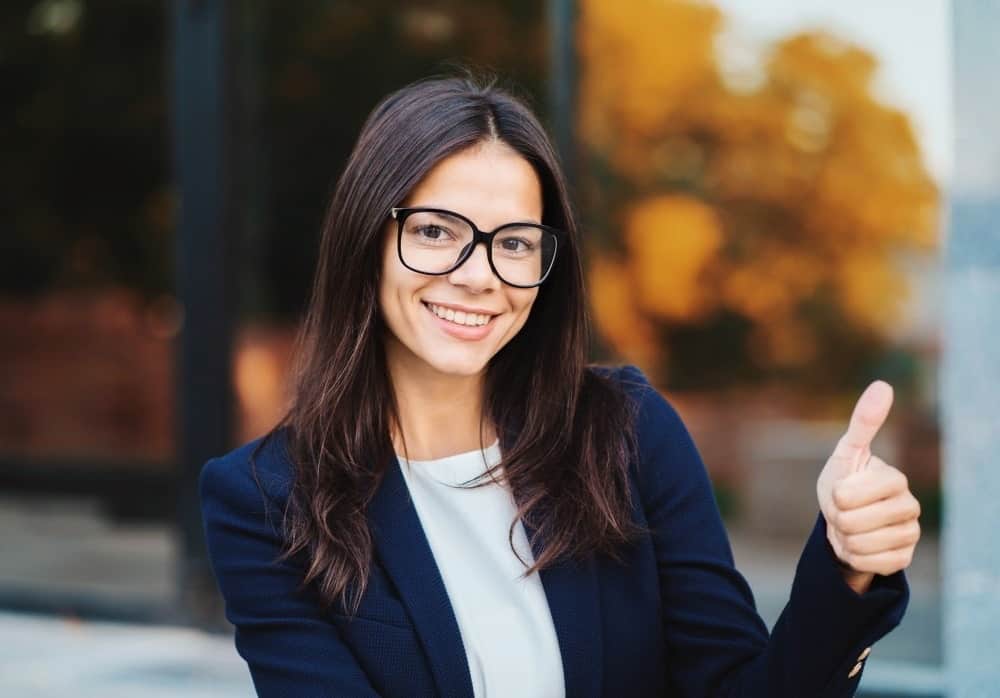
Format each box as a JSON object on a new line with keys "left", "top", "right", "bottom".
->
{"left": 617, "top": 364, "right": 908, "bottom": 697}
{"left": 199, "top": 449, "right": 382, "bottom": 698}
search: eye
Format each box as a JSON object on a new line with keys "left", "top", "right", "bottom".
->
{"left": 497, "top": 237, "right": 535, "bottom": 253}
{"left": 414, "top": 225, "right": 452, "bottom": 241}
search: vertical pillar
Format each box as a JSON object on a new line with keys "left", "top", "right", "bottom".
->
{"left": 943, "top": 0, "right": 1000, "bottom": 694}
{"left": 171, "top": 0, "right": 235, "bottom": 627}
{"left": 547, "top": 0, "right": 577, "bottom": 187}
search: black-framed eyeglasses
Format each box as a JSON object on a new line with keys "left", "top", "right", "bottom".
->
{"left": 390, "top": 206, "right": 564, "bottom": 288}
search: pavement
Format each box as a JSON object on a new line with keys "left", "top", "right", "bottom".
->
{"left": 0, "top": 493, "right": 941, "bottom": 695}
{"left": 0, "top": 611, "right": 253, "bottom": 698}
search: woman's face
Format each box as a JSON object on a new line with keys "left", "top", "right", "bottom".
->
{"left": 379, "top": 140, "right": 543, "bottom": 379}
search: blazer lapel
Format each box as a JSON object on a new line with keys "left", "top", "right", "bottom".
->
{"left": 369, "top": 456, "right": 474, "bottom": 698}
{"left": 368, "top": 452, "right": 604, "bottom": 698}
{"left": 521, "top": 516, "right": 604, "bottom": 698}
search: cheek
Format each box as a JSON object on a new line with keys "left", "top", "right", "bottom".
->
{"left": 378, "top": 252, "right": 411, "bottom": 332}
{"left": 379, "top": 267, "right": 417, "bottom": 329}
{"left": 507, "top": 288, "right": 539, "bottom": 328}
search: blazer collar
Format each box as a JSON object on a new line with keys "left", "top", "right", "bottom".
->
{"left": 369, "top": 455, "right": 603, "bottom": 698}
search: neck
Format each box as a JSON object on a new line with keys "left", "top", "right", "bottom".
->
{"left": 386, "top": 347, "right": 497, "bottom": 461}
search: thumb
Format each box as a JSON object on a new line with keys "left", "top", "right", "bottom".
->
{"left": 833, "top": 380, "right": 894, "bottom": 473}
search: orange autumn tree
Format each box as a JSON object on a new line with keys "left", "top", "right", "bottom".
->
{"left": 578, "top": 0, "right": 939, "bottom": 392}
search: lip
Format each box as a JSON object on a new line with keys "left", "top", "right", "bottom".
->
{"left": 421, "top": 301, "right": 498, "bottom": 341}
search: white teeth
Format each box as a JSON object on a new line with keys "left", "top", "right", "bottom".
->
{"left": 426, "top": 303, "right": 493, "bottom": 327}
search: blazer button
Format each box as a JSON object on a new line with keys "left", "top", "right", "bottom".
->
{"left": 848, "top": 662, "right": 864, "bottom": 679}
{"left": 858, "top": 646, "right": 872, "bottom": 662}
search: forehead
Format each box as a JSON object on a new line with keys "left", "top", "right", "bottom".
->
{"left": 403, "top": 141, "right": 544, "bottom": 226}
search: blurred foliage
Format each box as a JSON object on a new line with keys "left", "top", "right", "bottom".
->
{"left": 579, "top": 0, "right": 940, "bottom": 395}
{"left": 1, "top": 0, "right": 548, "bottom": 317}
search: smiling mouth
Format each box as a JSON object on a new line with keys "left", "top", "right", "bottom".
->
{"left": 422, "top": 301, "right": 498, "bottom": 327}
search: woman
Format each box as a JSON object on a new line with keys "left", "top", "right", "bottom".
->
{"left": 200, "top": 73, "right": 920, "bottom": 697}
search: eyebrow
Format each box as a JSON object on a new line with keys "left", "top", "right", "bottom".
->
{"left": 415, "top": 205, "right": 542, "bottom": 226}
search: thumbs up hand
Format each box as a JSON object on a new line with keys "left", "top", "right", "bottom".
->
{"left": 816, "top": 380, "right": 922, "bottom": 594}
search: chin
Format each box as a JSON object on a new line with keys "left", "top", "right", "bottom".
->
{"left": 423, "top": 350, "right": 491, "bottom": 377}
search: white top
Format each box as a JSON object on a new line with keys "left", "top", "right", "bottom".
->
{"left": 397, "top": 440, "right": 566, "bottom": 698}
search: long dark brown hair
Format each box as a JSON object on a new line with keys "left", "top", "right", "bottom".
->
{"left": 256, "top": 71, "right": 646, "bottom": 615}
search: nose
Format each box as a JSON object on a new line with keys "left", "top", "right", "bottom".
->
{"left": 447, "top": 240, "right": 499, "bottom": 292}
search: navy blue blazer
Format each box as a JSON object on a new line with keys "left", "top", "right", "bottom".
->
{"left": 200, "top": 364, "right": 908, "bottom": 697}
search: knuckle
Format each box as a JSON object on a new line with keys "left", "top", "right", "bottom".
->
{"left": 832, "top": 482, "right": 851, "bottom": 509}
{"left": 838, "top": 511, "right": 860, "bottom": 534}
{"left": 829, "top": 508, "right": 843, "bottom": 530}
{"left": 825, "top": 509, "right": 838, "bottom": 529}
{"left": 898, "top": 498, "right": 918, "bottom": 521}
{"left": 828, "top": 508, "right": 844, "bottom": 531}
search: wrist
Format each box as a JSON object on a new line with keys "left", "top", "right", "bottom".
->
{"left": 837, "top": 560, "right": 875, "bottom": 594}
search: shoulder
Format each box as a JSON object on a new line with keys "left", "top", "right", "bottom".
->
{"left": 585, "top": 362, "right": 667, "bottom": 409}
{"left": 587, "top": 363, "right": 712, "bottom": 512}
{"left": 586, "top": 363, "right": 691, "bottom": 458}
{"left": 199, "top": 427, "right": 296, "bottom": 517}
